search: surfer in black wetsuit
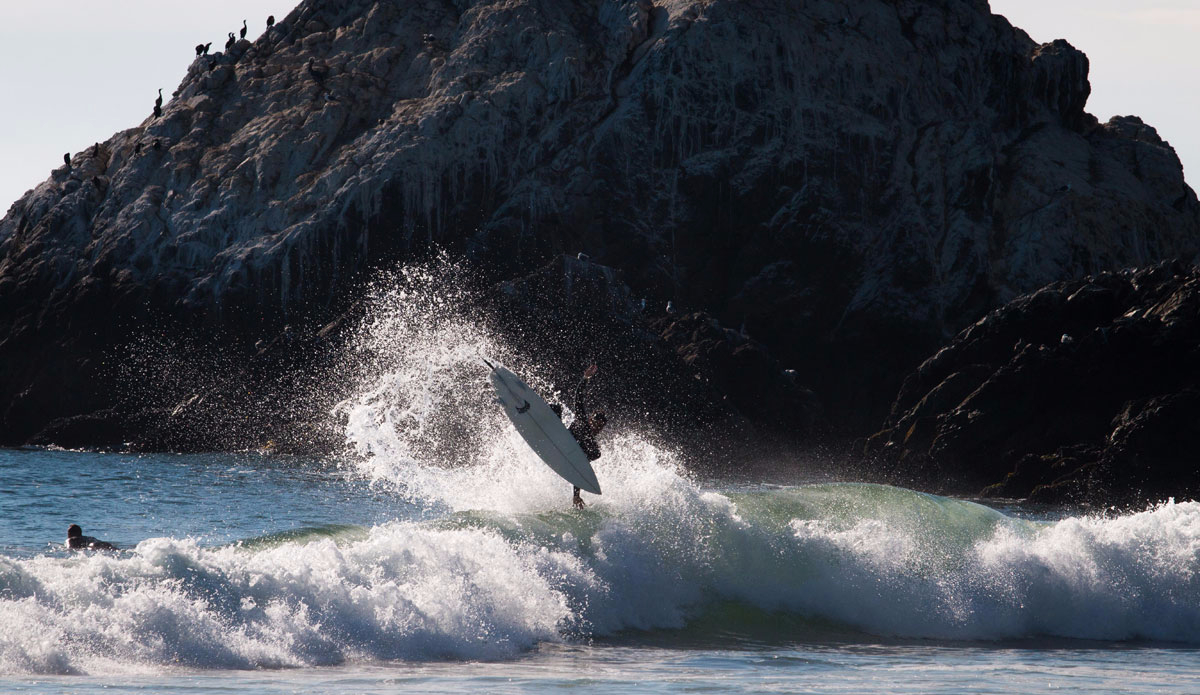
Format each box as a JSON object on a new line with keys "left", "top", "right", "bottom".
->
{"left": 552, "top": 364, "right": 607, "bottom": 508}
{"left": 66, "top": 524, "right": 116, "bottom": 551}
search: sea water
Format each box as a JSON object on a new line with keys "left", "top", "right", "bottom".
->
{"left": 3, "top": 446, "right": 1200, "bottom": 694}
{"left": 3, "top": 267, "right": 1199, "bottom": 693}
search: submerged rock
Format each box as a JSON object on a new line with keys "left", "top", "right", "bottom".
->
{"left": 865, "top": 260, "right": 1200, "bottom": 507}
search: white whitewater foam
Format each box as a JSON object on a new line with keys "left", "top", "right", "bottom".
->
{"left": 0, "top": 523, "right": 588, "bottom": 675}
{"left": 5, "top": 490, "right": 1200, "bottom": 675}
{"left": 326, "top": 262, "right": 1200, "bottom": 648}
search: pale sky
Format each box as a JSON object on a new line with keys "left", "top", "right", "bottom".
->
{"left": 1, "top": 1, "right": 1196, "bottom": 214}
{"left": 989, "top": 0, "right": 1199, "bottom": 182}
{"left": 0, "top": 1, "right": 297, "bottom": 214}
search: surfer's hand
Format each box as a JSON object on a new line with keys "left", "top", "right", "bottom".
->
{"left": 584, "top": 364, "right": 598, "bottom": 379}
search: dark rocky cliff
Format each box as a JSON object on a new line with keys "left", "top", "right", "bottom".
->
{"left": 865, "top": 260, "right": 1200, "bottom": 507}
{"left": 1, "top": 0, "right": 1197, "bottom": 449}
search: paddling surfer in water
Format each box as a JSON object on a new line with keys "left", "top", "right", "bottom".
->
{"left": 553, "top": 363, "right": 607, "bottom": 508}
{"left": 66, "top": 524, "right": 116, "bottom": 551}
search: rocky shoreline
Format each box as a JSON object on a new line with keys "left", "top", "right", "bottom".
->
{"left": 865, "top": 260, "right": 1200, "bottom": 507}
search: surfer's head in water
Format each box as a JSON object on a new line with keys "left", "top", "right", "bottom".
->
{"left": 589, "top": 412, "right": 607, "bottom": 433}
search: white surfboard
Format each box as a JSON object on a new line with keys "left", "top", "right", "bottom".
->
{"left": 484, "top": 359, "right": 602, "bottom": 495}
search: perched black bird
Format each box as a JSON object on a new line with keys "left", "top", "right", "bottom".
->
{"left": 225, "top": 32, "right": 236, "bottom": 50}
{"left": 152, "top": 139, "right": 162, "bottom": 151}
{"left": 154, "top": 88, "right": 163, "bottom": 110}
{"left": 63, "top": 152, "right": 71, "bottom": 169}
{"left": 266, "top": 15, "right": 275, "bottom": 28}
{"left": 240, "top": 19, "right": 247, "bottom": 39}
{"left": 196, "top": 43, "right": 205, "bottom": 56}
{"left": 91, "top": 143, "right": 99, "bottom": 157}
{"left": 153, "top": 103, "right": 162, "bottom": 118}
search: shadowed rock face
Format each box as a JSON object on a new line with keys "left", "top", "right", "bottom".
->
{"left": 865, "top": 260, "right": 1200, "bottom": 507}
{"left": 485, "top": 255, "right": 825, "bottom": 464}
{"left": 0, "top": 0, "right": 1197, "bottom": 447}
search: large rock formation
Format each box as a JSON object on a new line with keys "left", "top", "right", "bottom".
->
{"left": 0, "top": 0, "right": 1197, "bottom": 448}
{"left": 865, "top": 260, "right": 1200, "bottom": 507}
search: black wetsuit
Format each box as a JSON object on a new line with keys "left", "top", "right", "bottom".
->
{"left": 555, "top": 376, "right": 601, "bottom": 502}
{"left": 568, "top": 377, "right": 601, "bottom": 462}
{"left": 67, "top": 535, "right": 115, "bottom": 551}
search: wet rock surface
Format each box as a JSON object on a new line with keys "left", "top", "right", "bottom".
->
{"left": 0, "top": 0, "right": 1197, "bottom": 459}
{"left": 865, "top": 260, "right": 1200, "bottom": 507}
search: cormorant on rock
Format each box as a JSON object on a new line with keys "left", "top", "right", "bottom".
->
{"left": 266, "top": 15, "right": 275, "bottom": 28}
{"left": 153, "top": 103, "right": 162, "bottom": 118}
{"left": 152, "top": 138, "right": 162, "bottom": 151}
{"left": 63, "top": 152, "right": 71, "bottom": 169}
{"left": 240, "top": 19, "right": 247, "bottom": 39}
{"left": 226, "top": 32, "right": 236, "bottom": 50}
{"left": 91, "top": 143, "right": 99, "bottom": 157}
{"left": 195, "top": 42, "right": 211, "bottom": 56}
{"left": 154, "top": 88, "right": 163, "bottom": 110}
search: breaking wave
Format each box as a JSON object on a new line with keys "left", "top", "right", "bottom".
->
{"left": 4, "top": 483, "right": 1200, "bottom": 675}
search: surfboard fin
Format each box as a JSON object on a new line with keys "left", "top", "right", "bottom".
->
{"left": 516, "top": 400, "right": 531, "bottom": 414}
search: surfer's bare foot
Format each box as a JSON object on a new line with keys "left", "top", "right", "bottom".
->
{"left": 573, "top": 495, "right": 586, "bottom": 509}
